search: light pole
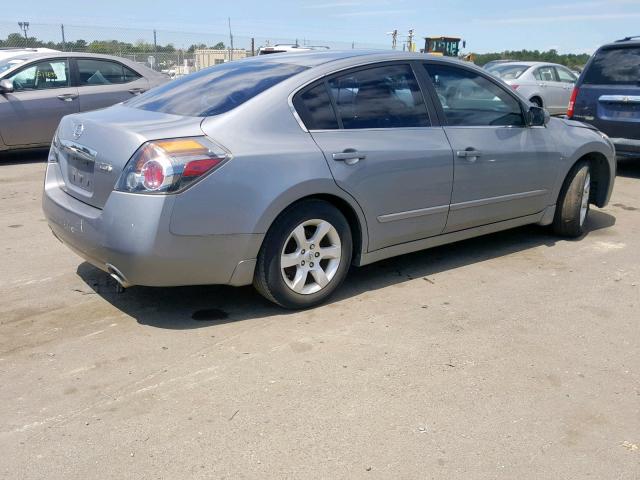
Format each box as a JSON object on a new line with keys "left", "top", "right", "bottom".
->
{"left": 18, "top": 21, "right": 30, "bottom": 47}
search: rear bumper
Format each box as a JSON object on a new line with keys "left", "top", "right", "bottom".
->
{"left": 610, "top": 137, "right": 640, "bottom": 158}
{"left": 42, "top": 163, "right": 263, "bottom": 287}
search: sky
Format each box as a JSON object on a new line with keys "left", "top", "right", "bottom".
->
{"left": 3, "top": 0, "right": 640, "bottom": 53}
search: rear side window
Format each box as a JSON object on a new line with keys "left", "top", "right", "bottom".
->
{"left": 77, "top": 59, "right": 140, "bottom": 85}
{"left": 583, "top": 47, "right": 640, "bottom": 85}
{"left": 292, "top": 82, "right": 338, "bottom": 130}
{"left": 127, "top": 61, "right": 308, "bottom": 117}
{"left": 327, "top": 64, "right": 430, "bottom": 129}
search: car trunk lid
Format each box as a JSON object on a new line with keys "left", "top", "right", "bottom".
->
{"left": 54, "top": 105, "right": 205, "bottom": 209}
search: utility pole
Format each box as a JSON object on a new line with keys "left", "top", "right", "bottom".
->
{"left": 228, "top": 17, "right": 234, "bottom": 61}
{"left": 352, "top": 41, "right": 355, "bottom": 49}
{"left": 153, "top": 29, "right": 157, "bottom": 53}
{"left": 407, "top": 29, "right": 415, "bottom": 52}
{"left": 386, "top": 29, "right": 398, "bottom": 50}
{"left": 251, "top": 37, "right": 255, "bottom": 56}
{"left": 18, "top": 22, "right": 29, "bottom": 47}
{"left": 60, "top": 24, "right": 66, "bottom": 51}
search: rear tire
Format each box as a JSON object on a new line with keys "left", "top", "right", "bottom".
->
{"left": 552, "top": 160, "right": 591, "bottom": 237}
{"left": 254, "top": 199, "right": 352, "bottom": 309}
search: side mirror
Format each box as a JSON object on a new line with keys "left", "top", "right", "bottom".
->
{"left": 0, "top": 79, "right": 14, "bottom": 94}
{"left": 527, "top": 105, "right": 549, "bottom": 127}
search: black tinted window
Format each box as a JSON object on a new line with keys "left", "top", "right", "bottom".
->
{"left": 583, "top": 47, "right": 640, "bottom": 85}
{"left": 77, "top": 59, "right": 135, "bottom": 85}
{"left": 293, "top": 82, "right": 338, "bottom": 130}
{"left": 424, "top": 64, "right": 524, "bottom": 127}
{"left": 127, "top": 61, "right": 308, "bottom": 117}
{"left": 327, "top": 64, "right": 430, "bottom": 129}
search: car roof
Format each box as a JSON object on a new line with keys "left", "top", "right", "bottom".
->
{"left": 0, "top": 51, "right": 164, "bottom": 77}
{"left": 240, "top": 49, "right": 481, "bottom": 68}
{"left": 604, "top": 37, "right": 640, "bottom": 47}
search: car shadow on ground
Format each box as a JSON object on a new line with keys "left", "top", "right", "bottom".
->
{"left": 0, "top": 149, "right": 49, "bottom": 165}
{"left": 76, "top": 210, "right": 616, "bottom": 330}
{"left": 617, "top": 158, "right": 640, "bottom": 179}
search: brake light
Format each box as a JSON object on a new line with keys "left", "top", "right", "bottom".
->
{"left": 567, "top": 87, "right": 579, "bottom": 118}
{"left": 116, "top": 137, "right": 229, "bottom": 194}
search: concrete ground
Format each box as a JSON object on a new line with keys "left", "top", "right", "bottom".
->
{"left": 1, "top": 151, "right": 639, "bottom": 479}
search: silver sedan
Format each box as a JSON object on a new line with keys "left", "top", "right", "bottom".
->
{"left": 486, "top": 61, "right": 578, "bottom": 114}
{"left": 0, "top": 52, "right": 168, "bottom": 151}
{"left": 43, "top": 51, "right": 615, "bottom": 308}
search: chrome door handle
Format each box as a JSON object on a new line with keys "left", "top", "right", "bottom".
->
{"left": 57, "top": 93, "right": 78, "bottom": 102}
{"left": 128, "top": 88, "right": 146, "bottom": 95}
{"left": 333, "top": 150, "right": 366, "bottom": 165}
{"left": 456, "top": 149, "right": 481, "bottom": 162}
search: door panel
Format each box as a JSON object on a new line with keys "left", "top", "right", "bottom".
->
{"left": 296, "top": 63, "right": 454, "bottom": 252}
{"left": 423, "top": 63, "right": 560, "bottom": 232}
{"left": 533, "top": 66, "right": 559, "bottom": 111}
{"left": 311, "top": 129, "right": 454, "bottom": 250}
{"left": 75, "top": 58, "right": 149, "bottom": 111}
{"left": 0, "top": 58, "right": 78, "bottom": 146}
{"left": 442, "top": 127, "right": 559, "bottom": 231}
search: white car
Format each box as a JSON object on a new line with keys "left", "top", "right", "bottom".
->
{"left": 485, "top": 61, "right": 578, "bottom": 115}
{"left": 0, "top": 48, "right": 59, "bottom": 62}
{"left": 258, "top": 44, "right": 329, "bottom": 55}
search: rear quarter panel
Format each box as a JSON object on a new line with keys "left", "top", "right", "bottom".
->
{"left": 169, "top": 89, "right": 369, "bottom": 251}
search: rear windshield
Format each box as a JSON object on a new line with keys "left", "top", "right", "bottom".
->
{"left": 487, "top": 64, "right": 529, "bottom": 80}
{"left": 583, "top": 46, "right": 640, "bottom": 85}
{"left": 126, "top": 60, "right": 308, "bottom": 116}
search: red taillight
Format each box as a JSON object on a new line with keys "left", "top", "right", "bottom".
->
{"left": 183, "top": 158, "right": 223, "bottom": 177}
{"left": 116, "top": 137, "right": 229, "bottom": 194}
{"left": 142, "top": 160, "right": 165, "bottom": 190}
{"left": 567, "top": 87, "right": 579, "bottom": 118}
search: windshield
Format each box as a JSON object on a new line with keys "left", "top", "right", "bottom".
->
{"left": 0, "top": 57, "right": 27, "bottom": 74}
{"left": 487, "top": 64, "right": 529, "bottom": 80}
{"left": 583, "top": 46, "right": 640, "bottom": 85}
{"left": 126, "top": 60, "right": 308, "bottom": 116}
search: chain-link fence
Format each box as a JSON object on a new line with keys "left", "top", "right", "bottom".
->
{"left": 0, "top": 22, "right": 389, "bottom": 76}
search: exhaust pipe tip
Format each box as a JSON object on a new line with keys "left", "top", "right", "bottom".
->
{"left": 106, "top": 264, "right": 132, "bottom": 289}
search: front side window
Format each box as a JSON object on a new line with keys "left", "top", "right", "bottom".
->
{"left": 77, "top": 59, "right": 140, "bottom": 85}
{"left": 292, "top": 82, "right": 338, "bottom": 130}
{"left": 127, "top": 60, "right": 308, "bottom": 117}
{"left": 8, "top": 59, "right": 70, "bottom": 91}
{"left": 327, "top": 64, "right": 430, "bottom": 129}
{"left": 533, "top": 66, "right": 557, "bottom": 82}
{"left": 424, "top": 64, "right": 524, "bottom": 127}
{"left": 583, "top": 46, "right": 640, "bottom": 85}
{"left": 555, "top": 67, "right": 577, "bottom": 83}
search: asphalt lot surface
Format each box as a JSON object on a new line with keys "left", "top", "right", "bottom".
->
{"left": 1, "top": 150, "right": 639, "bottom": 479}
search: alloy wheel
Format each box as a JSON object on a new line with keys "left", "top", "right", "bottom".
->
{"left": 280, "top": 219, "right": 342, "bottom": 295}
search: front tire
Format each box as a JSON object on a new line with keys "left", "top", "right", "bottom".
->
{"left": 530, "top": 96, "right": 543, "bottom": 108}
{"left": 553, "top": 160, "right": 591, "bottom": 237}
{"left": 254, "top": 200, "right": 352, "bottom": 309}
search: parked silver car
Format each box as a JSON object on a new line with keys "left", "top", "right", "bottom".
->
{"left": 0, "top": 52, "right": 168, "bottom": 151}
{"left": 43, "top": 51, "right": 615, "bottom": 308}
{"left": 486, "top": 61, "right": 578, "bottom": 114}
